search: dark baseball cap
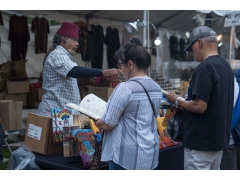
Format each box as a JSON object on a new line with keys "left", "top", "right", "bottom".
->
{"left": 184, "top": 26, "right": 217, "bottom": 52}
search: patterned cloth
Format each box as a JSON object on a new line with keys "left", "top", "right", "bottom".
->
{"left": 73, "top": 21, "right": 89, "bottom": 55}
{"left": 37, "top": 45, "right": 79, "bottom": 113}
{"left": 0, "top": 118, "right": 5, "bottom": 163}
{"left": 8, "top": 14, "right": 30, "bottom": 61}
{"left": 104, "top": 26, "right": 120, "bottom": 69}
{"left": 31, "top": 16, "right": 50, "bottom": 53}
{"left": 100, "top": 76, "right": 162, "bottom": 170}
{"left": 86, "top": 24, "right": 104, "bottom": 69}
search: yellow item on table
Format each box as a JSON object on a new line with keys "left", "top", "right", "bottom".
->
{"left": 89, "top": 119, "right": 100, "bottom": 134}
{"left": 162, "top": 108, "right": 176, "bottom": 127}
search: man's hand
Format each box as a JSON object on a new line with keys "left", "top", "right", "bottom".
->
{"left": 165, "top": 91, "right": 179, "bottom": 104}
{"left": 103, "top": 69, "right": 121, "bottom": 81}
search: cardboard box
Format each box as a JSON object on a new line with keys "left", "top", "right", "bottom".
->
{"left": 24, "top": 113, "right": 63, "bottom": 155}
{"left": 5, "top": 93, "right": 27, "bottom": 106}
{"left": 0, "top": 60, "right": 28, "bottom": 81}
{"left": 6, "top": 81, "right": 29, "bottom": 94}
{"left": 180, "top": 81, "right": 189, "bottom": 89}
{"left": 0, "top": 100, "right": 23, "bottom": 131}
{"left": 28, "top": 87, "right": 44, "bottom": 101}
{"left": 0, "top": 79, "right": 7, "bottom": 92}
{"left": 84, "top": 85, "right": 114, "bottom": 102}
{"left": 0, "top": 92, "right": 5, "bottom": 100}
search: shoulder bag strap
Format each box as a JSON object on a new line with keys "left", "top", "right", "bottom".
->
{"left": 131, "top": 79, "right": 160, "bottom": 137}
{"left": 131, "top": 79, "right": 156, "bottom": 116}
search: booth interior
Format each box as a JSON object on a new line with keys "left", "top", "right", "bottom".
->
{"left": 0, "top": 10, "right": 240, "bottom": 170}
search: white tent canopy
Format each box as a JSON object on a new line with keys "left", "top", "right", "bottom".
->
{"left": 0, "top": 10, "right": 239, "bottom": 78}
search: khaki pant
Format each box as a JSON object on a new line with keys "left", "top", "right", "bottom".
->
{"left": 184, "top": 148, "right": 223, "bottom": 170}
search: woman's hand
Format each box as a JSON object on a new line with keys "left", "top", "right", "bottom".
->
{"left": 95, "top": 118, "right": 114, "bottom": 131}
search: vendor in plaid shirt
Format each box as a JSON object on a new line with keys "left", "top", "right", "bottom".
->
{"left": 37, "top": 22, "right": 120, "bottom": 113}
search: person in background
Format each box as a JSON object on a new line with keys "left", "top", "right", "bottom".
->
{"left": 220, "top": 74, "right": 239, "bottom": 170}
{"left": 37, "top": 22, "right": 120, "bottom": 114}
{"left": 95, "top": 37, "right": 162, "bottom": 170}
{"left": 165, "top": 26, "right": 234, "bottom": 170}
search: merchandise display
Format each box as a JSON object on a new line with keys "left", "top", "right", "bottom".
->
{"left": 0, "top": 11, "right": 222, "bottom": 169}
{"left": 51, "top": 108, "right": 74, "bottom": 146}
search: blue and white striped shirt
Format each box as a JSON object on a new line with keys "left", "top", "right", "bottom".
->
{"left": 37, "top": 45, "right": 79, "bottom": 113}
{"left": 101, "top": 76, "right": 162, "bottom": 170}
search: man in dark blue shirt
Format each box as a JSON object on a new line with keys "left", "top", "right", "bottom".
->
{"left": 165, "top": 26, "right": 234, "bottom": 170}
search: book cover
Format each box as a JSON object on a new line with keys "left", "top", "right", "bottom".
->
{"left": 51, "top": 108, "right": 74, "bottom": 146}
{"left": 66, "top": 93, "right": 107, "bottom": 120}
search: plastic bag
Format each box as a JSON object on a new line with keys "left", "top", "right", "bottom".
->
{"left": 167, "top": 109, "right": 183, "bottom": 142}
{"left": 8, "top": 144, "right": 41, "bottom": 170}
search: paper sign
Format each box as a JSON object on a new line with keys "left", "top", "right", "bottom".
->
{"left": 224, "top": 12, "right": 240, "bottom": 27}
{"left": 27, "top": 123, "right": 42, "bottom": 140}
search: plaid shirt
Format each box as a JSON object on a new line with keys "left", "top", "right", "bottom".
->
{"left": 37, "top": 46, "right": 80, "bottom": 113}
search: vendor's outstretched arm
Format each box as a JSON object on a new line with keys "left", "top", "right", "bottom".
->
{"left": 67, "top": 66, "right": 120, "bottom": 80}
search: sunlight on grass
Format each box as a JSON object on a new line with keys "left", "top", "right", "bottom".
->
{"left": 0, "top": 147, "right": 18, "bottom": 170}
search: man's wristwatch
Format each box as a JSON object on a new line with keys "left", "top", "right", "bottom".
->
{"left": 175, "top": 97, "right": 185, "bottom": 108}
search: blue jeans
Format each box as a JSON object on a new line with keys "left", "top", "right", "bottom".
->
{"left": 109, "top": 161, "right": 126, "bottom": 170}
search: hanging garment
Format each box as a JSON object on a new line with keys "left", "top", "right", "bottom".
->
{"left": 150, "top": 29, "right": 157, "bottom": 56}
{"left": 86, "top": 24, "right": 104, "bottom": 69}
{"left": 104, "top": 26, "right": 120, "bottom": 69}
{"left": 178, "top": 37, "right": 187, "bottom": 61}
{"left": 169, "top": 35, "right": 179, "bottom": 60}
{"left": 8, "top": 14, "right": 30, "bottom": 61}
{"left": 0, "top": 11, "right": 4, "bottom": 26}
{"left": 186, "top": 38, "right": 194, "bottom": 61}
{"left": 73, "top": 21, "right": 89, "bottom": 55}
{"left": 31, "top": 16, "right": 50, "bottom": 54}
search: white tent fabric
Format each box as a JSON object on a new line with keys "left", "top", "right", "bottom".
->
{"left": 197, "top": 10, "right": 237, "bottom": 17}
{"left": 0, "top": 10, "right": 227, "bottom": 79}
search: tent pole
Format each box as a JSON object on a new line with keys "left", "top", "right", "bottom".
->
{"left": 228, "top": 25, "right": 235, "bottom": 64}
{"left": 142, "top": 10, "right": 147, "bottom": 47}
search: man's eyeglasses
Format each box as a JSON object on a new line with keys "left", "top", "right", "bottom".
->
{"left": 117, "top": 62, "right": 124, "bottom": 69}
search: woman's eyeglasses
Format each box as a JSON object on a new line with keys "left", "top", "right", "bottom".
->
{"left": 117, "top": 62, "right": 123, "bottom": 69}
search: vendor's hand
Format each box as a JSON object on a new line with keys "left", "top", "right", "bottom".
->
{"left": 165, "top": 91, "right": 179, "bottom": 104}
{"left": 103, "top": 69, "right": 121, "bottom": 82}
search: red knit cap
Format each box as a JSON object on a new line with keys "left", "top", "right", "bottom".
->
{"left": 56, "top": 22, "right": 79, "bottom": 40}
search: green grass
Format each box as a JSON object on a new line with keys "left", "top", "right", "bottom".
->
{"left": 0, "top": 147, "right": 18, "bottom": 170}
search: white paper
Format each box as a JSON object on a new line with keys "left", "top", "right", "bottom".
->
{"left": 27, "top": 123, "right": 42, "bottom": 140}
{"left": 66, "top": 93, "right": 107, "bottom": 120}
